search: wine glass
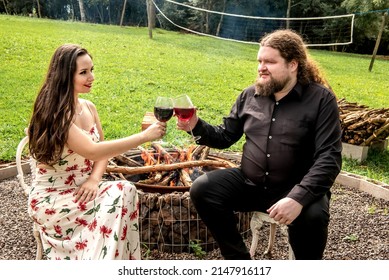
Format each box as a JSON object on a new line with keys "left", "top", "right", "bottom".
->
{"left": 173, "top": 94, "right": 201, "bottom": 143}
{"left": 154, "top": 96, "right": 173, "bottom": 145}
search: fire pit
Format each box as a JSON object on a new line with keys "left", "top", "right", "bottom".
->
{"left": 105, "top": 144, "right": 251, "bottom": 253}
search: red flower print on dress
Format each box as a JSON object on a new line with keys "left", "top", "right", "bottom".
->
{"left": 121, "top": 207, "right": 128, "bottom": 218}
{"left": 81, "top": 166, "right": 92, "bottom": 173}
{"left": 88, "top": 219, "right": 97, "bottom": 231}
{"left": 59, "top": 188, "right": 74, "bottom": 195}
{"left": 45, "top": 187, "right": 56, "bottom": 193}
{"left": 75, "top": 217, "right": 88, "bottom": 227}
{"left": 117, "top": 182, "right": 125, "bottom": 191}
{"left": 45, "top": 208, "right": 56, "bottom": 215}
{"left": 115, "top": 249, "right": 119, "bottom": 258}
{"left": 30, "top": 198, "right": 39, "bottom": 211}
{"left": 121, "top": 224, "right": 127, "bottom": 241}
{"left": 47, "top": 239, "right": 56, "bottom": 248}
{"left": 77, "top": 202, "right": 87, "bottom": 211}
{"left": 64, "top": 174, "right": 76, "bottom": 186}
{"left": 129, "top": 209, "right": 138, "bottom": 221}
{"left": 38, "top": 168, "right": 47, "bottom": 175}
{"left": 100, "top": 185, "right": 112, "bottom": 196}
{"left": 81, "top": 159, "right": 92, "bottom": 173}
{"left": 90, "top": 126, "right": 95, "bottom": 135}
{"left": 54, "top": 225, "right": 62, "bottom": 235}
{"left": 100, "top": 225, "right": 112, "bottom": 238}
{"left": 75, "top": 239, "right": 88, "bottom": 250}
{"left": 65, "top": 164, "right": 78, "bottom": 172}
{"left": 85, "top": 159, "right": 92, "bottom": 167}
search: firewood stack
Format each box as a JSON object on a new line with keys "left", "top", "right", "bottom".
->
{"left": 338, "top": 98, "right": 389, "bottom": 146}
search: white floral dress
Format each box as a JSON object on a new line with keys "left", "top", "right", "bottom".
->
{"left": 28, "top": 125, "right": 140, "bottom": 260}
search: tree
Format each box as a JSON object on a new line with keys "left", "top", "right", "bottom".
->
{"left": 35, "top": 0, "right": 41, "bottom": 17}
{"left": 2, "top": 0, "right": 9, "bottom": 14}
{"left": 341, "top": 0, "right": 389, "bottom": 54}
{"left": 78, "top": 0, "right": 86, "bottom": 22}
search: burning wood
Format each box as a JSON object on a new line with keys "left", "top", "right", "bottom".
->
{"left": 104, "top": 145, "right": 248, "bottom": 254}
{"left": 106, "top": 145, "right": 238, "bottom": 190}
{"left": 338, "top": 98, "right": 389, "bottom": 146}
{"left": 106, "top": 159, "right": 234, "bottom": 176}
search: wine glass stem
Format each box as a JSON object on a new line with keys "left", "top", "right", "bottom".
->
{"left": 187, "top": 121, "right": 199, "bottom": 143}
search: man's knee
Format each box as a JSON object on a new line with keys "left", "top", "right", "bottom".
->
{"left": 295, "top": 197, "right": 330, "bottom": 228}
{"left": 190, "top": 174, "right": 209, "bottom": 202}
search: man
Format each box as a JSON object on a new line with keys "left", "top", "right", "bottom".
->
{"left": 176, "top": 29, "right": 342, "bottom": 260}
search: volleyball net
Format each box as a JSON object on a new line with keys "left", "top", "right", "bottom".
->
{"left": 152, "top": 0, "right": 355, "bottom": 47}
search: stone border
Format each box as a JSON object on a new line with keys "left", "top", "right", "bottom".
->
{"left": 0, "top": 161, "right": 30, "bottom": 181}
{"left": 1, "top": 161, "right": 388, "bottom": 201}
{"left": 335, "top": 171, "right": 389, "bottom": 201}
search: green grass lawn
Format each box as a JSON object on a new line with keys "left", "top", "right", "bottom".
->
{"left": 1, "top": 15, "right": 388, "bottom": 183}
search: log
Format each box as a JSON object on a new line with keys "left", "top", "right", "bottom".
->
{"left": 106, "top": 159, "right": 233, "bottom": 175}
{"left": 113, "top": 154, "right": 142, "bottom": 167}
{"left": 360, "top": 120, "right": 389, "bottom": 146}
{"left": 338, "top": 99, "right": 389, "bottom": 146}
{"left": 178, "top": 169, "right": 192, "bottom": 187}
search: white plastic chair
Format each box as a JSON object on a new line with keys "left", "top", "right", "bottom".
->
{"left": 249, "top": 211, "right": 295, "bottom": 260}
{"left": 16, "top": 136, "right": 43, "bottom": 260}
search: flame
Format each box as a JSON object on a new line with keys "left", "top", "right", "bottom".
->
{"left": 186, "top": 145, "right": 196, "bottom": 161}
{"left": 140, "top": 150, "right": 155, "bottom": 166}
{"left": 179, "top": 149, "right": 186, "bottom": 162}
{"left": 138, "top": 145, "right": 209, "bottom": 187}
{"left": 156, "top": 153, "right": 161, "bottom": 165}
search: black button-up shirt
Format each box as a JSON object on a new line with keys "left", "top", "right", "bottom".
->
{"left": 193, "top": 83, "right": 342, "bottom": 207}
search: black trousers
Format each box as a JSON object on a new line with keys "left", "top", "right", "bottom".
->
{"left": 190, "top": 168, "right": 330, "bottom": 260}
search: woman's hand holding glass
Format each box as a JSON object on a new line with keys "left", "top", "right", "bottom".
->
{"left": 153, "top": 96, "right": 173, "bottom": 145}
{"left": 142, "top": 121, "right": 167, "bottom": 143}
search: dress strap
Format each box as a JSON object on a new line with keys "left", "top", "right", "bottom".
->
{"left": 85, "top": 100, "right": 95, "bottom": 120}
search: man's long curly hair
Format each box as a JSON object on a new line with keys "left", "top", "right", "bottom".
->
{"left": 28, "top": 44, "right": 91, "bottom": 165}
{"left": 260, "top": 29, "right": 329, "bottom": 88}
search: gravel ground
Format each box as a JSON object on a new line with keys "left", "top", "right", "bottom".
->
{"left": 0, "top": 175, "right": 388, "bottom": 260}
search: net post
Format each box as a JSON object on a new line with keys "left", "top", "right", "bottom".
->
{"left": 147, "top": 0, "right": 156, "bottom": 39}
{"left": 369, "top": 12, "right": 388, "bottom": 72}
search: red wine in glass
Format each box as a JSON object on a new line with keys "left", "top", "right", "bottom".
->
{"left": 154, "top": 107, "right": 174, "bottom": 122}
{"left": 153, "top": 96, "right": 173, "bottom": 145}
{"left": 173, "top": 107, "right": 195, "bottom": 122}
{"left": 173, "top": 95, "right": 200, "bottom": 143}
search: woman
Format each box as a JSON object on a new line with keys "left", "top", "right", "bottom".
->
{"left": 27, "top": 44, "right": 166, "bottom": 260}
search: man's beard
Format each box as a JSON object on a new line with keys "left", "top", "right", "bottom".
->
{"left": 255, "top": 74, "right": 290, "bottom": 97}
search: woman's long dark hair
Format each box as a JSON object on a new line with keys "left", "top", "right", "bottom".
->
{"left": 28, "top": 44, "right": 91, "bottom": 165}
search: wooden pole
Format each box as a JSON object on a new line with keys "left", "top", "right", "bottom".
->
{"left": 369, "top": 12, "right": 388, "bottom": 72}
{"left": 286, "top": 0, "right": 291, "bottom": 29}
{"left": 120, "top": 0, "right": 127, "bottom": 27}
{"left": 146, "top": 0, "right": 156, "bottom": 39}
